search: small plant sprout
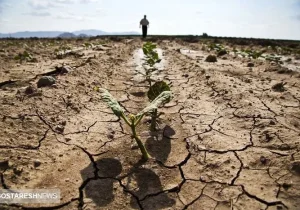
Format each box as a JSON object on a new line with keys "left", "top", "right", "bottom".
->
{"left": 208, "top": 43, "right": 228, "bottom": 56}
{"left": 147, "top": 81, "right": 171, "bottom": 131}
{"left": 54, "top": 45, "right": 72, "bottom": 59}
{"left": 265, "top": 55, "right": 283, "bottom": 64}
{"left": 97, "top": 88, "right": 172, "bottom": 160}
{"left": 84, "top": 42, "right": 94, "bottom": 49}
{"left": 14, "top": 51, "right": 37, "bottom": 63}
{"left": 243, "top": 49, "right": 263, "bottom": 59}
{"left": 142, "top": 42, "right": 162, "bottom": 86}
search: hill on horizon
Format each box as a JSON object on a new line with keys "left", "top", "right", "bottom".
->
{"left": 0, "top": 29, "right": 140, "bottom": 38}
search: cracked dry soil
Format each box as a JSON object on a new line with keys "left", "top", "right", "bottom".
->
{"left": 0, "top": 38, "right": 300, "bottom": 210}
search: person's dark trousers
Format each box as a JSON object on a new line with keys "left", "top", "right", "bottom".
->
{"left": 142, "top": 26, "right": 148, "bottom": 38}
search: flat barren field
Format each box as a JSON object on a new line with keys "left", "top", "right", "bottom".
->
{"left": 0, "top": 37, "right": 300, "bottom": 210}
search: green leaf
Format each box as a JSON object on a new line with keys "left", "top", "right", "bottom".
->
{"left": 143, "top": 48, "right": 148, "bottom": 55}
{"left": 153, "top": 52, "right": 159, "bottom": 60}
{"left": 137, "top": 91, "right": 172, "bottom": 117}
{"left": 147, "top": 58, "right": 155, "bottom": 67}
{"left": 142, "top": 41, "right": 161, "bottom": 68}
{"left": 147, "top": 81, "right": 170, "bottom": 101}
{"left": 98, "top": 88, "right": 124, "bottom": 117}
{"left": 23, "top": 51, "right": 30, "bottom": 58}
{"left": 143, "top": 42, "right": 156, "bottom": 53}
{"left": 144, "top": 42, "right": 156, "bottom": 49}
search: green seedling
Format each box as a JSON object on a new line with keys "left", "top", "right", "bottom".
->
{"left": 142, "top": 42, "right": 162, "bottom": 86}
{"left": 208, "top": 43, "right": 228, "bottom": 56}
{"left": 54, "top": 45, "right": 72, "bottom": 55}
{"left": 147, "top": 81, "right": 171, "bottom": 131}
{"left": 59, "top": 45, "right": 72, "bottom": 52}
{"left": 234, "top": 49, "right": 263, "bottom": 59}
{"left": 265, "top": 55, "right": 283, "bottom": 64}
{"left": 97, "top": 88, "right": 172, "bottom": 160}
{"left": 84, "top": 42, "right": 94, "bottom": 49}
{"left": 243, "top": 49, "right": 263, "bottom": 59}
{"left": 14, "top": 51, "right": 37, "bottom": 63}
{"left": 55, "top": 45, "right": 74, "bottom": 59}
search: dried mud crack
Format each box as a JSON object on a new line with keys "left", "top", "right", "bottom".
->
{"left": 1, "top": 38, "right": 300, "bottom": 210}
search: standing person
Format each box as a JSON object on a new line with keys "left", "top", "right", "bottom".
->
{"left": 140, "top": 15, "right": 149, "bottom": 38}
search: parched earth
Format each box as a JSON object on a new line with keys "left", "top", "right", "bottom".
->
{"left": 0, "top": 38, "right": 300, "bottom": 210}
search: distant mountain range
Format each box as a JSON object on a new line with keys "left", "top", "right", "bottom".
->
{"left": 0, "top": 29, "right": 140, "bottom": 38}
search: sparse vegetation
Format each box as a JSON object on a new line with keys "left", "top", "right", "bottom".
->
{"left": 264, "top": 54, "right": 283, "bottom": 64}
{"left": 147, "top": 81, "right": 171, "bottom": 131}
{"left": 242, "top": 49, "right": 263, "bottom": 59}
{"left": 207, "top": 43, "right": 228, "bottom": 57}
{"left": 14, "top": 51, "right": 37, "bottom": 63}
{"left": 142, "top": 42, "right": 162, "bottom": 86}
{"left": 84, "top": 42, "right": 94, "bottom": 49}
{"left": 54, "top": 45, "right": 72, "bottom": 59}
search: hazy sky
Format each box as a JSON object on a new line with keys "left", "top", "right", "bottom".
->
{"left": 0, "top": 0, "right": 300, "bottom": 40}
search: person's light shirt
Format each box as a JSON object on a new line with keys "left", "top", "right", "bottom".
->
{"left": 140, "top": 19, "right": 149, "bottom": 26}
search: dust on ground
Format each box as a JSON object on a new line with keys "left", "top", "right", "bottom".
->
{"left": 0, "top": 37, "right": 300, "bottom": 210}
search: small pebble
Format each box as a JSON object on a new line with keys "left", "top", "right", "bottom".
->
{"left": 34, "top": 160, "right": 41, "bottom": 167}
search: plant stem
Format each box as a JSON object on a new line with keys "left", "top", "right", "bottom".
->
{"left": 134, "top": 114, "right": 144, "bottom": 127}
{"left": 120, "top": 113, "right": 131, "bottom": 126}
{"left": 148, "top": 78, "right": 152, "bottom": 87}
{"left": 131, "top": 122, "right": 150, "bottom": 160}
{"left": 150, "top": 109, "right": 157, "bottom": 131}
